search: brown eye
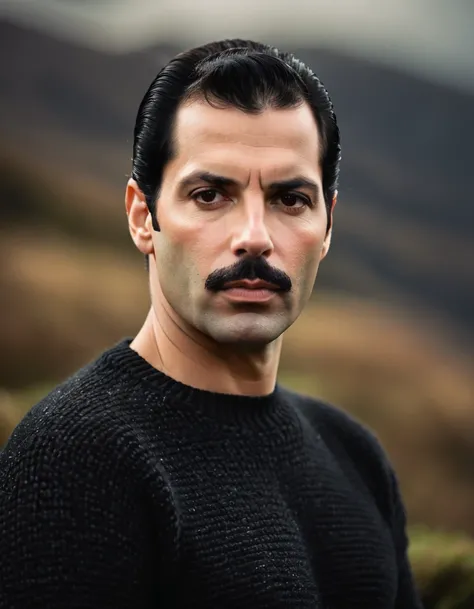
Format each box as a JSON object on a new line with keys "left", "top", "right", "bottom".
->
{"left": 197, "top": 189, "right": 218, "bottom": 203}
{"left": 192, "top": 189, "right": 228, "bottom": 206}
{"left": 278, "top": 192, "right": 310, "bottom": 210}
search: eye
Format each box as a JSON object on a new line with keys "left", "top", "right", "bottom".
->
{"left": 276, "top": 192, "right": 312, "bottom": 211}
{"left": 192, "top": 188, "right": 230, "bottom": 206}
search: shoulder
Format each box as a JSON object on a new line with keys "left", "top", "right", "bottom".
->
{"left": 282, "top": 387, "right": 396, "bottom": 514}
{"left": 283, "top": 387, "right": 384, "bottom": 458}
{"left": 0, "top": 361, "right": 147, "bottom": 491}
{"left": 0, "top": 360, "right": 180, "bottom": 556}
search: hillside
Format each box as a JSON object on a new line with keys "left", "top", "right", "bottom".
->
{"left": 1, "top": 19, "right": 474, "bottom": 542}
{"left": 1, "top": 20, "right": 472, "bottom": 344}
{"left": 0, "top": 19, "right": 473, "bottom": 390}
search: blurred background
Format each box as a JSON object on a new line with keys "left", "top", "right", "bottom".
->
{"left": 0, "top": 0, "right": 473, "bottom": 605}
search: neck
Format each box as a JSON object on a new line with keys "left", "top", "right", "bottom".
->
{"left": 131, "top": 304, "right": 282, "bottom": 397}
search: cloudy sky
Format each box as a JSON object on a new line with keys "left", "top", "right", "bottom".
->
{"left": 1, "top": 0, "right": 473, "bottom": 93}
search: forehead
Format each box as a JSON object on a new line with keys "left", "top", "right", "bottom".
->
{"left": 168, "top": 100, "right": 322, "bottom": 182}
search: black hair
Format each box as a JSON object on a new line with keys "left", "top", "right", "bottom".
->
{"left": 132, "top": 39, "right": 341, "bottom": 233}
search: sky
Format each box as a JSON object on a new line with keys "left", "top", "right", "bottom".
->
{"left": 1, "top": 0, "right": 473, "bottom": 93}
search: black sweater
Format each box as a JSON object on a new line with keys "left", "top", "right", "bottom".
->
{"left": 0, "top": 339, "right": 422, "bottom": 608}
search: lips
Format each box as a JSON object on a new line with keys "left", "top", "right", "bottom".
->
{"left": 220, "top": 280, "right": 279, "bottom": 303}
{"left": 222, "top": 279, "right": 281, "bottom": 291}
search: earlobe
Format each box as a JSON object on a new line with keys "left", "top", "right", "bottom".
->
{"left": 328, "top": 191, "right": 337, "bottom": 231}
{"left": 321, "top": 230, "right": 332, "bottom": 260}
{"left": 125, "top": 179, "right": 155, "bottom": 256}
{"left": 321, "top": 192, "right": 336, "bottom": 261}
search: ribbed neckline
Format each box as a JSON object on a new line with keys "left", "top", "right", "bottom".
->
{"left": 98, "top": 338, "right": 288, "bottom": 426}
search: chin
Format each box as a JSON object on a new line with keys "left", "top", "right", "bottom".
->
{"left": 204, "top": 313, "right": 291, "bottom": 347}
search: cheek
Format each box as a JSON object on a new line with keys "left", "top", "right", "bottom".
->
{"left": 280, "top": 221, "right": 326, "bottom": 284}
{"left": 187, "top": 223, "right": 227, "bottom": 284}
{"left": 156, "top": 213, "right": 223, "bottom": 285}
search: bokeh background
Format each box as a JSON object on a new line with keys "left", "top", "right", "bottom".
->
{"left": 1, "top": 1, "right": 473, "bottom": 606}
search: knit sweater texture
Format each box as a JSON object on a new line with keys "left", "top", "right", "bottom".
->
{"left": 0, "top": 339, "right": 422, "bottom": 608}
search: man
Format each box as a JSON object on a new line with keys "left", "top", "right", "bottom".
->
{"left": 0, "top": 40, "right": 422, "bottom": 608}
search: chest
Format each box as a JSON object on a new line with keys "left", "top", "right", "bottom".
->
{"left": 160, "top": 438, "right": 399, "bottom": 608}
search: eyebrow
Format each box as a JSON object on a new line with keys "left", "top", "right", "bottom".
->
{"left": 267, "top": 177, "right": 320, "bottom": 198}
{"left": 178, "top": 171, "right": 320, "bottom": 197}
{"left": 178, "top": 171, "right": 241, "bottom": 190}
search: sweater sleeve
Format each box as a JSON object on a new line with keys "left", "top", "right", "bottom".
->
{"left": 0, "top": 420, "right": 167, "bottom": 609}
{"left": 388, "top": 469, "right": 424, "bottom": 609}
{"left": 305, "top": 397, "right": 424, "bottom": 608}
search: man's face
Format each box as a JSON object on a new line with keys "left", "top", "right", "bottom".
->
{"left": 149, "top": 99, "right": 333, "bottom": 347}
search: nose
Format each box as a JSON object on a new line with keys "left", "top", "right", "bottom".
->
{"left": 230, "top": 201, "right": 274, "bottom": 259}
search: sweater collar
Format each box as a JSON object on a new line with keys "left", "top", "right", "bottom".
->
{"left": 98, "top": 338, "right": 289, "bottom": 427}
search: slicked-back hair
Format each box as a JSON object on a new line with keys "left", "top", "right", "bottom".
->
{"left": 132, "top": 39, "right": 341, "bottom": 231}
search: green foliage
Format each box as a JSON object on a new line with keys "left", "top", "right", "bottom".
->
{"left": 409, "top": 527, "right": 474, "bottom": 609}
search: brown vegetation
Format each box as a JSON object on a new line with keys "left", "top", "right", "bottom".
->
{"left": 282, "top": 298, "right": 474, "bottom": 534}
{"left": 1, "top": 232, "right": 473, "bottom": 540}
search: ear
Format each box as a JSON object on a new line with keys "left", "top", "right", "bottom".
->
{"left": 320, "top": 191, "right": 337, "bottom": 260}
{"left": 125, "top": 178, "right": 155, "bottom": 256}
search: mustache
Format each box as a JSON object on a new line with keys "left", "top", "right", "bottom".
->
{"left": 205, "top": 257, "right": 292, "bottom": 292}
